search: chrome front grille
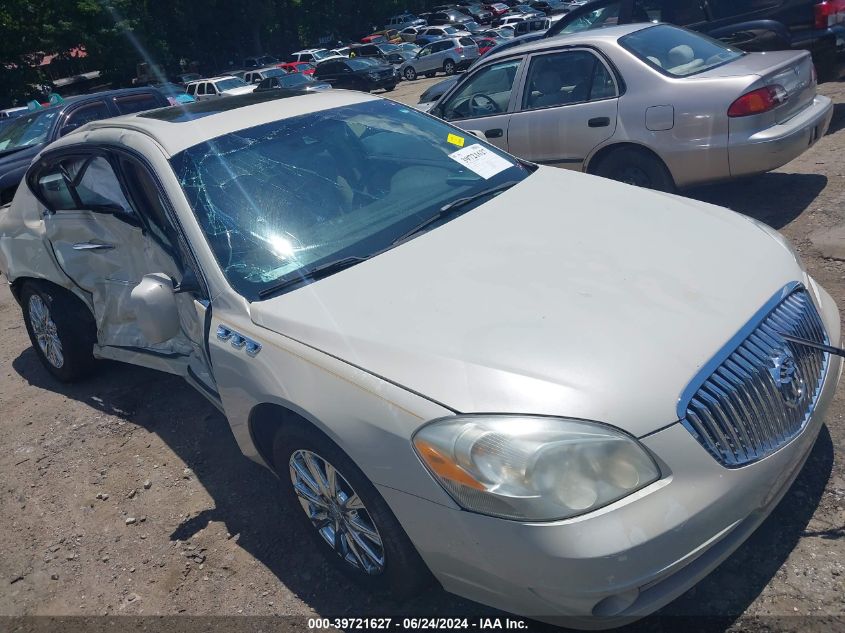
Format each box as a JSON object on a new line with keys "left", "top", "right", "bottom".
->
{"left": 680, "top": 285, "right": 829, "bottom": 467}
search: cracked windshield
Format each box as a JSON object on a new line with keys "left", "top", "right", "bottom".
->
{"left": 171, "top": 99, "right": 528, "bottom": 300}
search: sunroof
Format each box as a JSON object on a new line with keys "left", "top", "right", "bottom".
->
{"left": 139, "top": 89, "right": 311, "bottom": 122}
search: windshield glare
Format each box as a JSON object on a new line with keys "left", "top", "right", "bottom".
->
{"left": 620, "top": 25, "right": 744, "bottom": 77}
{"left": 171, "top": 100, "right": 529, "bottom": 300}
{"left": 312, "top": 49, "right": 331, "bottom": 60}
{"left": 348, "top": 59, "right": 375, "bottom": 69}
{"left": 0, "top": 108, "right": 59, "bottom": 153}
{"left": 280, "top": 74, "right": 313, "bottom": 87}
{"left": 216, "top": 77, "right": 248, "bottom": 90}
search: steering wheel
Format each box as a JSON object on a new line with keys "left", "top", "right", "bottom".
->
{"left": 468, "top": 93, "right": 500, "bottom": 116}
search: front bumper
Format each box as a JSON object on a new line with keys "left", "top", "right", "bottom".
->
{"left": 728, "top": 95, "right": 833, "bottom": 178}
{"left": 379, "top": 281, "right": 841, "bottom": 627}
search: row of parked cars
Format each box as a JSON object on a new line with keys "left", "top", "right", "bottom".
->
{"left": 0, "top": 12, "right": 840, "bottom": 630}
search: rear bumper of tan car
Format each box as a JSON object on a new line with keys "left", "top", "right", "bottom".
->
{"left": 728, "top": 95, "right": 833, "bottom": 178}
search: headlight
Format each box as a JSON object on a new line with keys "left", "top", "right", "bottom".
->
{"left": 413, "top": 416, "right": 660, "bottom": 521}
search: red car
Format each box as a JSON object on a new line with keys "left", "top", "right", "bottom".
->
{"left": 484, "top": 3, "right": 510, "bottom": 17}
{"left": 361, "top": 33, "right": 388, "bottom": 44}
{"left": 475, "top": 37, "right": 503, "bottom": 55}
{"left": 277, "top": 61, "right": 316, "bottom": 76}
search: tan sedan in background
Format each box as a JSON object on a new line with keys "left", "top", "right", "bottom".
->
{"left": 424, "top": 23, "right": 833, "bottom": 191}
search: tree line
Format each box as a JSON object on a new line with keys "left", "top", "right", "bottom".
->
{"left": 1, "top": 0, "right": 437, "bottom": 103}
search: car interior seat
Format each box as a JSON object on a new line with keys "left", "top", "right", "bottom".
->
{"left": 666, "top": 44, "right": 703, "bottom": 74}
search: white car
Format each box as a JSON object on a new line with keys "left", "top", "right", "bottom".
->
{"left": 0, "top": 90, "right": 840, "bottom": 628}
{"left": 418, "top": 25, "right": 471, "bottom": 39}
{"left": 185, "top": 76, "right": 255, "bottom": 100}
{"left": 243, "top": 67, "right": 288, "bottom": 85}
{"left": 289, "top": 48, "right": 342, "bottom": 64}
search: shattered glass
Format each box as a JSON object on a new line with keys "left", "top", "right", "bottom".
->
{"left": 171, "top": 99, "right": 528, "bottom": 300}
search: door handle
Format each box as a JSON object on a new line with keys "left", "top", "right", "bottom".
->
{"left": 72, "top": 242, "right": 115, "bottom": 251}
{"left": 485, "top": 128, "right": 503, "bottom": 138}
{"left": 588, "top": 117, "right": 610, "bottom": 128}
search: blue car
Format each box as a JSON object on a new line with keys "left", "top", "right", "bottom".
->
{"left": 0, "top": 87, "right": 169, "bottom": 205}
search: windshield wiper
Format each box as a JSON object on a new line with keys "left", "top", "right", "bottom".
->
{"left": 0, "top": 144, "right": 33, "bottom": 159}
{"left": 392, "top": 180, "right": 520, "bottom": 246}
{"left": 257, "top": 255, "right": 369, "bottom": 299}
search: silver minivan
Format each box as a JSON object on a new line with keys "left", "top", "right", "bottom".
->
{"left": 399, "top": 37, "right": 480, "bottom": 80}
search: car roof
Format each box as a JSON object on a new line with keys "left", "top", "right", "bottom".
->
{"left": 483, "top": 22, "right": 654, "bottom": 62}
{"left": 188, "top": 76, "right": 240, "bottom": 84}
{"left": 18, "top": 87, "right": 163, "bottom": 115}
{"left": 50, "top": 90, "right": 376, "bottom": 157}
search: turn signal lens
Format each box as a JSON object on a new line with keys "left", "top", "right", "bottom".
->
{"left": 728, "top": 85, "right": 788, "bottom": 117}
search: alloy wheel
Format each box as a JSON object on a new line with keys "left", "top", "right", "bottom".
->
{"left": 289, "top": 449, "right": 386, "bottom": 574}
{"left": 28, "top": 294, "right": 64, "bottom": 368}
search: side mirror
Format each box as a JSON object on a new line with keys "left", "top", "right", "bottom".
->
{"left": 130, "top": 273, "right": 181, "bottom": 344}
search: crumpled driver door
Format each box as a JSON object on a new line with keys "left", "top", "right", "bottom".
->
{"left": 38, "top": 154, "right": 199, "bottom": 361}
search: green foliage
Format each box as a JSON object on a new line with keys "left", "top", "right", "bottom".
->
{"left": 0, "top": 0, "right": 436, "bottom": 104}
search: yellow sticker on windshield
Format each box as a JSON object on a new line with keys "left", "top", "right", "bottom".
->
{"left": 447, "top": 133, "right": 465, "bottom": 147}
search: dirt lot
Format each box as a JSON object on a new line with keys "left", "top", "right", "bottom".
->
{"left": 1, "top": 78, "right": 844, "bottom": 632}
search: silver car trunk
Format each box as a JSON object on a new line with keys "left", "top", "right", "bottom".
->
{"left": 698, "top": 51, "right": 816, "bottom": 125}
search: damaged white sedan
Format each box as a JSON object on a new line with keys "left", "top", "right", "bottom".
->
{"left": 0, "top": 90, "right": 840, "bottom": 627}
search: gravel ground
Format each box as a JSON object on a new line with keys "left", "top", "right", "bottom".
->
{"left": 0, "top": 78, "right": 843, "bottom": 632}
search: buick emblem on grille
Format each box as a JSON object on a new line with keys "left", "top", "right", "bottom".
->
{"left": 767, "top": 348, "right": 805, "bottom": 408}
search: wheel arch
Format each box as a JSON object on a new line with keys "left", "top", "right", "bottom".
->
{"left": 585, "top": 141, "right": 672, "bottom": 179}
{"left": 249, "top": 401, "right": 335, "bottom": 473}
{"left": 10, "top": 275, "right": 92, "bottom": 316}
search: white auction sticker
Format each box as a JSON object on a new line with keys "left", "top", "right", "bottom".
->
{"left": 448, "top": 144, "right": 513, "bottom": 179}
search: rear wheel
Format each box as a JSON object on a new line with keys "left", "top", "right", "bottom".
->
{"left": 273, "top": 423, "right": 432, "bottom": 597}
{"left": 443, "top": 59, "right": 456, "bottom": 75}
{"left": 20, "top": 282, "right": 97, "bottom": 382}
{"left": 404, "top": 66, "right": 417, "bottom": 81}
{"left": 592, "top": 147, "right": 675, "bottom": 193}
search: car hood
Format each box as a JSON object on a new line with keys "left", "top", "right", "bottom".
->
{"left": 251, "top": 167, "right": 803, "bottom": 436}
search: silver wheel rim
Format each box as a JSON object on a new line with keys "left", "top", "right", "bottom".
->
{"left": 289, "top": 449, "right": 386, "bottom": 574}
{"left": 28, "top": 294, "right": 64, "bottom": 369}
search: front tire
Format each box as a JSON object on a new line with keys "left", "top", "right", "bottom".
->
{"left": 443, "top": 59, "right": 456, "bottom": 75}
{"left": 592, "top": 147, "right": 675, "bottom": 193}
{"left": 273, "top": 424, "right": 432, "bottom": 598}
{"left": 404, "top": 67, "right": 417, "bottom": 81}
{"left": 20, "top": 281, "right": 97, "bottom": 382}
